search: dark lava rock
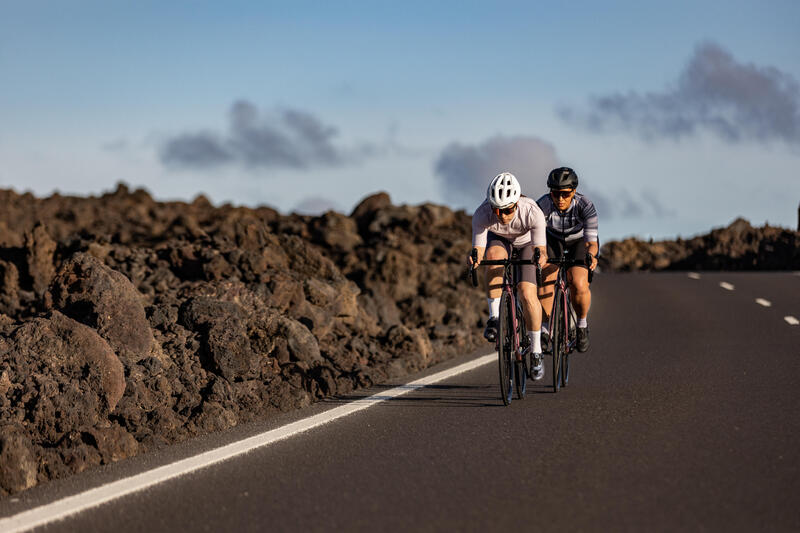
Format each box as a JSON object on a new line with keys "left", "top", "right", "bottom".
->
{"left": 0, "top": 186, "right": 484, "bottom": 494}
{"left": 0, "top": 427, "right": 37, "bottom": 494}
{"left": 601, "top": 218, "right": 800, "bottom": 271}
{"left": 25, "top": 223, "right": 57, "bottom": 297}
{"left": 50, "top": 252, "right": 154, "bottom": 363}
{"left": 179, "top": 297, "right": 258, "bottom": 381}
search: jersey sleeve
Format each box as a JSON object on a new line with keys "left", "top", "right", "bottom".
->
{"left": 580, "top": 198, "right": 599, "bottom": 242}
{"left": 530, "top": 205, "right": 546, "bottom": 247}
{"left": 472, "top": 206, "right": 489, "bottom": 247}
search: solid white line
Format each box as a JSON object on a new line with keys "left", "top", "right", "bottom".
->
{"left": 719, "top": 282, "right": 735, "bottom": 291}
{"left": 0, "top": 353, "right": 496, "bottom": 532}
{"left": 785, "top": 316, "right": 799, "bottom": 326}
{"left": 755, "top": 298, "right": 772, "bottom": 307}
{"left": 687, "top": 272, "right": 701, "bottom": 279}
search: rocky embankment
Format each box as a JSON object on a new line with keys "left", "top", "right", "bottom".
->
{"left": 600, "top": 218, "right": 799, "bottom": 271}
{"left": 0, "top": 185, "right": 485, "bottom": 495}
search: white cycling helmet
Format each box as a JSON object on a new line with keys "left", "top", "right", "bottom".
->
{"left": 486, "top": 172, "right": 521, "bottom": 209}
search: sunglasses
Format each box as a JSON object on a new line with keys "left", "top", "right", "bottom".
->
{"left": 494, "top": 204, "right": 517, "bottom": 215}
{"left": 550, "top": 189, "right": 575, "bottom": 199}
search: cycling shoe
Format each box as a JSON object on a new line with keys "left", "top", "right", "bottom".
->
{"left": 483, "top": 318, "right": 499, "bottom": 342}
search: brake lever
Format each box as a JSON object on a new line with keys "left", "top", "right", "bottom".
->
{"left": 470, "top": 248, "right": 478, "bottom": 287}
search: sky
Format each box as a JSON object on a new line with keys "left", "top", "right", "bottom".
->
{"left": 1, "top": 0, "right": 799, "bottom": 240}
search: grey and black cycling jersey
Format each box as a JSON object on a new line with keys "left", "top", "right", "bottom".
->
{"left": 536, "top": 192, "right": 599, "bottom": 243}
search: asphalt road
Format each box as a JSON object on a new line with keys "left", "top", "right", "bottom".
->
{"left": 2, "top": 272, "right": 799, "bottom": 532}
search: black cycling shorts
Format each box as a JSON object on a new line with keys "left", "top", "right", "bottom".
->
{"left": 545, "top": 235, "right": 590, "bottom": 270}
{"left": 486, "top": 232, "right": 537, "bottom": 285}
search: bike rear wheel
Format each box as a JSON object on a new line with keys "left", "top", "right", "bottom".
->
{"left": 498, "top": 291, "right": 514, "bottom": 405}
{"left": 551, "top": 289, "right": 562, "bottom": 393}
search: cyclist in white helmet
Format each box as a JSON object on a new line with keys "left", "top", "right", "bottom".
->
{"left": 468, "top": 172, "right": 548, "bottom": 379}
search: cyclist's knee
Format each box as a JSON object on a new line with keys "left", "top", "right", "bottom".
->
{"left": 518, "top": 282, "right": 537, "bottom": 300}
{"left": 485, "top": 246, "right": 507, "bottom": 260}
{"left": 572, "top": 277, "right": 590, "bottom": 295}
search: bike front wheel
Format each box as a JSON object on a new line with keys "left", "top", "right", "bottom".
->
{"left": 498, "top": 291, "right": 514, "bottom": 405}
{"left": 562, "top": 301, "right": 576, "bottom": 388}
{"left": 514, "top": 301, "right": 527, "bottom": 399}
{"left": 551, "top": 289, "right": 563, "bottom": 393}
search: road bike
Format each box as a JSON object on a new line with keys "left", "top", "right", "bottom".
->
{"left": 538, "top": 251, "right": 592, "bottom": 393}
{"left": 470, "top": 248, "right": 538, "bottom": 405}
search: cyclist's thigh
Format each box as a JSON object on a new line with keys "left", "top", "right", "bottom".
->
{"left": 515, "top": 245, "right": 537, "bottom": 286}
{"left": 565, "top": 240, "right": 589, "bottom": 285}
{"left": 545, "top": 233, "right": 562, "bottom": 260}
{"left": 486, "top": 233, "right": 511, "bottom": 259}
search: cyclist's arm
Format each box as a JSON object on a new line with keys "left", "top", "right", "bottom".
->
{"left": 585, "top": 241, "right": 599, "bottom": 270}
{"left": 579, "top": 196, "right": 599, "bottom": 270}
{"left": 530, "top": 204, "right": 548, "bottom": 267}
{"left": 470, "top": 209, "right": 489, "bottom": 266}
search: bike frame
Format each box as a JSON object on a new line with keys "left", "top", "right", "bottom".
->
{"left": 481, "top": 254, "right": 526, "bottom": 361}
{"left": 550, "top": 261, "right": 576, "bottom": 355}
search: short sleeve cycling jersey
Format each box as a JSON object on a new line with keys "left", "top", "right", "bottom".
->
{"left": 471, "top": 196, "right": 547, "bottom": 248}
{"left": 536, "top": 192, "right": 599, "bottom": 243}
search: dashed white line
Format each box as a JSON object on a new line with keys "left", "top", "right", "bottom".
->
{"left": 719, "top": 282, "right": 735, "bottom": 291}
{"left": 688, "top": 272, "right": 701, "bottom": 279}
{"left": 785, "top": 316, "right": 799, "bottom": 326}
{"left": 755, "top": 298, "right": 772, "bottom": 307}
{"left": 0, "top": 353, "right": 496, "bottom": 533}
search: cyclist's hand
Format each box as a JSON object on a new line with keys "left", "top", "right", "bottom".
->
{"left": 536, "top": 247, "right": 547, "bottom": 268}
{"left": 587, "top": 253, "right": 598, "bottom": 271}
{"left": 467, "top": 247, "right": 484, "bottom": 268}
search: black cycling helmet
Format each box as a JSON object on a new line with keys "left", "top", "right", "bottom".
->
{"left": 547, "top": 167, "right": 579, "bottom": 189}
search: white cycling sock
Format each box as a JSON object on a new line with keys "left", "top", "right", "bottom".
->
{"left": 528, "top": 330, "right": 541, "bottom": 354}
{"left": 488, "top": 298, "right": 500, "bottom": 319}
{"left": 578, "top": 317, "right": 588, "bottom": 328}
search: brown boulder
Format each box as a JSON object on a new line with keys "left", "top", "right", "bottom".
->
{"left": 50, "top": 252, "right": 154, "bottom": 363}
{"left": 179, "top": 297, "right": 258, "bottom": 381}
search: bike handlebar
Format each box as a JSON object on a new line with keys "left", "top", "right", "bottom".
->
{"left": 469, "top": 247, "right": 596, "bottom": 287}
{"left": 477, "top": 259, "right": 538, "bottom": 265}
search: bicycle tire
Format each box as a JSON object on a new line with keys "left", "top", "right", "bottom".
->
{"left": 551, "top": 288, "right": 562, "bottom": 393}
{"left": 515, "top": 300, "right": 527, "bottom": 399}
{"left": 498, "top": 291, "right": 514, "bottom": 405}
{"left": 562, "top": 301, "right": 576, "bottom": 388}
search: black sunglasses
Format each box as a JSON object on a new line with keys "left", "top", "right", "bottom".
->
{"left": 494, "top": 204, "right": 517, "bottom": 215}
{"left": 550, "top": 189, "right": 575, "bottom": 199}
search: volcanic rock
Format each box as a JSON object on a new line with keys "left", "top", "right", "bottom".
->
{"left": 50, "top": 252, "right": 154, "bottom": 363}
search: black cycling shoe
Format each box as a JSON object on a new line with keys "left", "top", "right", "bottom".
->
{"left": 541, "top": 331, "right": 551, "bottom": 354}
{"left": 577, "top": 327, "right": 590, "bottom": 352}
{"left": 483, "top": 318, "right": 499, "bottom": 342}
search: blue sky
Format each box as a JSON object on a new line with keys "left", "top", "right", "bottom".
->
{"left": 1, "top": 0, "right": 799, "bottom": 239}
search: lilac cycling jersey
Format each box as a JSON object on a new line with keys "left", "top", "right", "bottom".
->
{"left": 471, "top": 196, "right": 547, "bottom": 248}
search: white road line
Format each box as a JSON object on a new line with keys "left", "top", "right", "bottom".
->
{"left": 687, "top": 272, "right": 701, "bottom": 279}
{"left": 719, "top": 282, "right": 735, "bottom": 291}
{"left": 785, "top": 316, "right": 799, "bottom": 326}
{"left": 0, "top": 353, "right": 496, "bottom": 533}
{"left": 755, "top": 298, "right": 772, "bottom": 307}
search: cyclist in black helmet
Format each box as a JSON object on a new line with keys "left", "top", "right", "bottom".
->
{"left": 536, "top": 167, "right": 599, "bottom": 352}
